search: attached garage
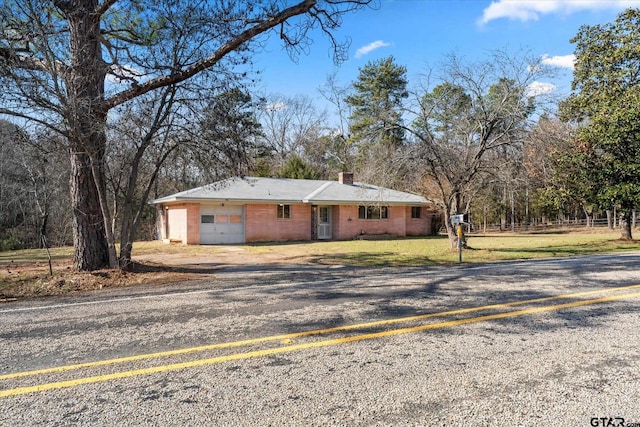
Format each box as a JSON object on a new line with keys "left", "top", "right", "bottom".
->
{"left": 199, "top": 204, "right": 245, "bottom": 244}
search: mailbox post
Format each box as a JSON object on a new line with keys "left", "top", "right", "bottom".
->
{"left": 450, "top": 214, "right": 469, "bottom": 263}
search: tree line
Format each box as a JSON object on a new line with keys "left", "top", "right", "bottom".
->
{"left": 1, "top": 2, "right": 638, "bottom": 269}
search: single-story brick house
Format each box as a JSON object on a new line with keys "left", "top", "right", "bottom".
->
{"left": 149, "top": 173, "right": 435, "bottom": 245}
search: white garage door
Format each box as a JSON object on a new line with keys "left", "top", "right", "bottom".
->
{"left": 199, "top": 205, "right": 245, "bottom": 244}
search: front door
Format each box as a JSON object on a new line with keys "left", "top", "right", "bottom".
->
{"left": 318, "top": 206, "right": 332, "bottom": 240}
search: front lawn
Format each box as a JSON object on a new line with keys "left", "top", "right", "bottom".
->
{"left": 1, "top": 230, "right": 638, "bottom": 299}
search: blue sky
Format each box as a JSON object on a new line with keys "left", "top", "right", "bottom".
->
{"left": 253, "top": 0, "right": 640, "bottom": 111}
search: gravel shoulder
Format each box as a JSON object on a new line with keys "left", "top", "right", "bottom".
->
{"left": 1, "top": 253, "right": 639, "bottom": 425}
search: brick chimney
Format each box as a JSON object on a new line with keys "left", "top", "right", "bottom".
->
{"left": 338, "top": 172, "right": 354, "bottom": 185}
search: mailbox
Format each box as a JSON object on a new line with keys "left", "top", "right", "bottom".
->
{"left": 450, "top": 214, "right": 469, "bottom": 225}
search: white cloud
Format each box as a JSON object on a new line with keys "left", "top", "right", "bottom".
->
{"left": 525, "top": 81, "right": 556, "bottom": 97}
{"left": 479, "top": 0, "right": 640, "bottom": 25}
{"left": 541, "top": 54, "right": 576, "bottom": 69}
{"left": 355, "top": 40, "right": 391, "bottom": 58}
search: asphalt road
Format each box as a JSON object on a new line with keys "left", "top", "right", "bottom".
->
{"left": 1, "top": 253, "right": 640, "bottom": 426}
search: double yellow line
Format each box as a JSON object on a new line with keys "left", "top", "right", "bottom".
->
{"left": 2, "top": 284, "right": 640, "bottom": 398}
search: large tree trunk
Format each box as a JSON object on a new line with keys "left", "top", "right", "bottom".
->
{"left": 445, "top": 192, "right": 466, "bottom": 249}
{"left": 620, "top": 218, "right": 633, "bottom": 240}
{"left": 620, "top": 206, "right": 633, "bottom": 240}
{"left": 582, "top": 205, "right": 592, "bottom": 228}
{"left": 63, "top": 0, "right": 114, "bottom": 270}
{"left": 444, "top": 214, "right": 456, "bottom": 249}
{"left": 69, "top": 149, "right": 109, "bottom": 270}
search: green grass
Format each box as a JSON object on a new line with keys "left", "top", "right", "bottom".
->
{"left": 0, "top": 246, "right": 74, "bottom": 264}
{"left": 238, "top": 231, "right": 640, "bottom": 267}
{"left": 1, "top": 231, "right": 639, "bottom": 268}
{"left": 0, "top": 242, "right": 224, "bottom": 265}
{"left": 3, "top": 231, "right": 637, "bottom": 299}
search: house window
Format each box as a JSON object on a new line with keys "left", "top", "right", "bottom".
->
{"left": 358, "top": 205, "right": 389, "bottom": 220}
{"left": 277, "top": 204, "right": 291, "bottom": 219}
{"left": 201, "top": 215, "right": 215, "bottom": 223}
{"left": 411, "top": 207, "right": 421, "bottom": 219}
{"left": 380, "top": 206, "right": 389, "bottom": 219}
{"left": 358, "top": 206, "right": 366, "bottom": 219}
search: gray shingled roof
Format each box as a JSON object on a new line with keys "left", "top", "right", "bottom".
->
{"left": 149, "top": 177, "right": 428, "bottom": 205}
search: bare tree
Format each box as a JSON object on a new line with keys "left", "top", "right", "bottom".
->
{"left": 257, "top": 93, "right": 328, "bottom": 173}
{"left": 400, "top": 51, "right": 550, "bottom": 247}
{"left": 0, "top": 121, "right": 70, "bottom": 249}
{"left": 318, "top": 72, "right": 356, "bottom": 174}
{"left": 105, "top": 84, "right": 189, "bottom": 266}
{"left": 527, "top": 116, "right": 601, "bottom": 228}
{"left": 0, "top": 0, "right": 373, "bottom": 270}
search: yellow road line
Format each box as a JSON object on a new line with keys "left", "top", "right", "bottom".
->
{"left": 1, "top": 290, "right": 639, "bottom": 398}
{"left": 2, "top": 283, "right": 640, "bottom": 381}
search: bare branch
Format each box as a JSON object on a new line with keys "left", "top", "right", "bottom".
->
{"left": 95, "top": 0, "right": 118, "bottom": 18}
{"left": 0, "top": 108, "right": 68, "bottom": 137}
{"left": 104, "top": 0, "right": 317, "bottom": 110}
{"left": 0, "top": 48, "right": 68, "bottom": 74}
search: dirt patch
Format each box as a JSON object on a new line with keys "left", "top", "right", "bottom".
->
{"left": 0, "top": 247, "right": 308, "bottom": 301}
{"left": 0, "top": 260, "right": 201, "bottom": 300}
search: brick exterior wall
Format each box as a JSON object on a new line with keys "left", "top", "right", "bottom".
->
{"left": 185, "top": 203, "right": 200, "bottom": 244}
{"left": 245, "top": 203, "right": 312, "bottom": 242}
{"left": 332, "top": 205, "right": 419, "bottom": 239}
{"left": 405, "top": 206, "right": 431, "bottom": 236}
